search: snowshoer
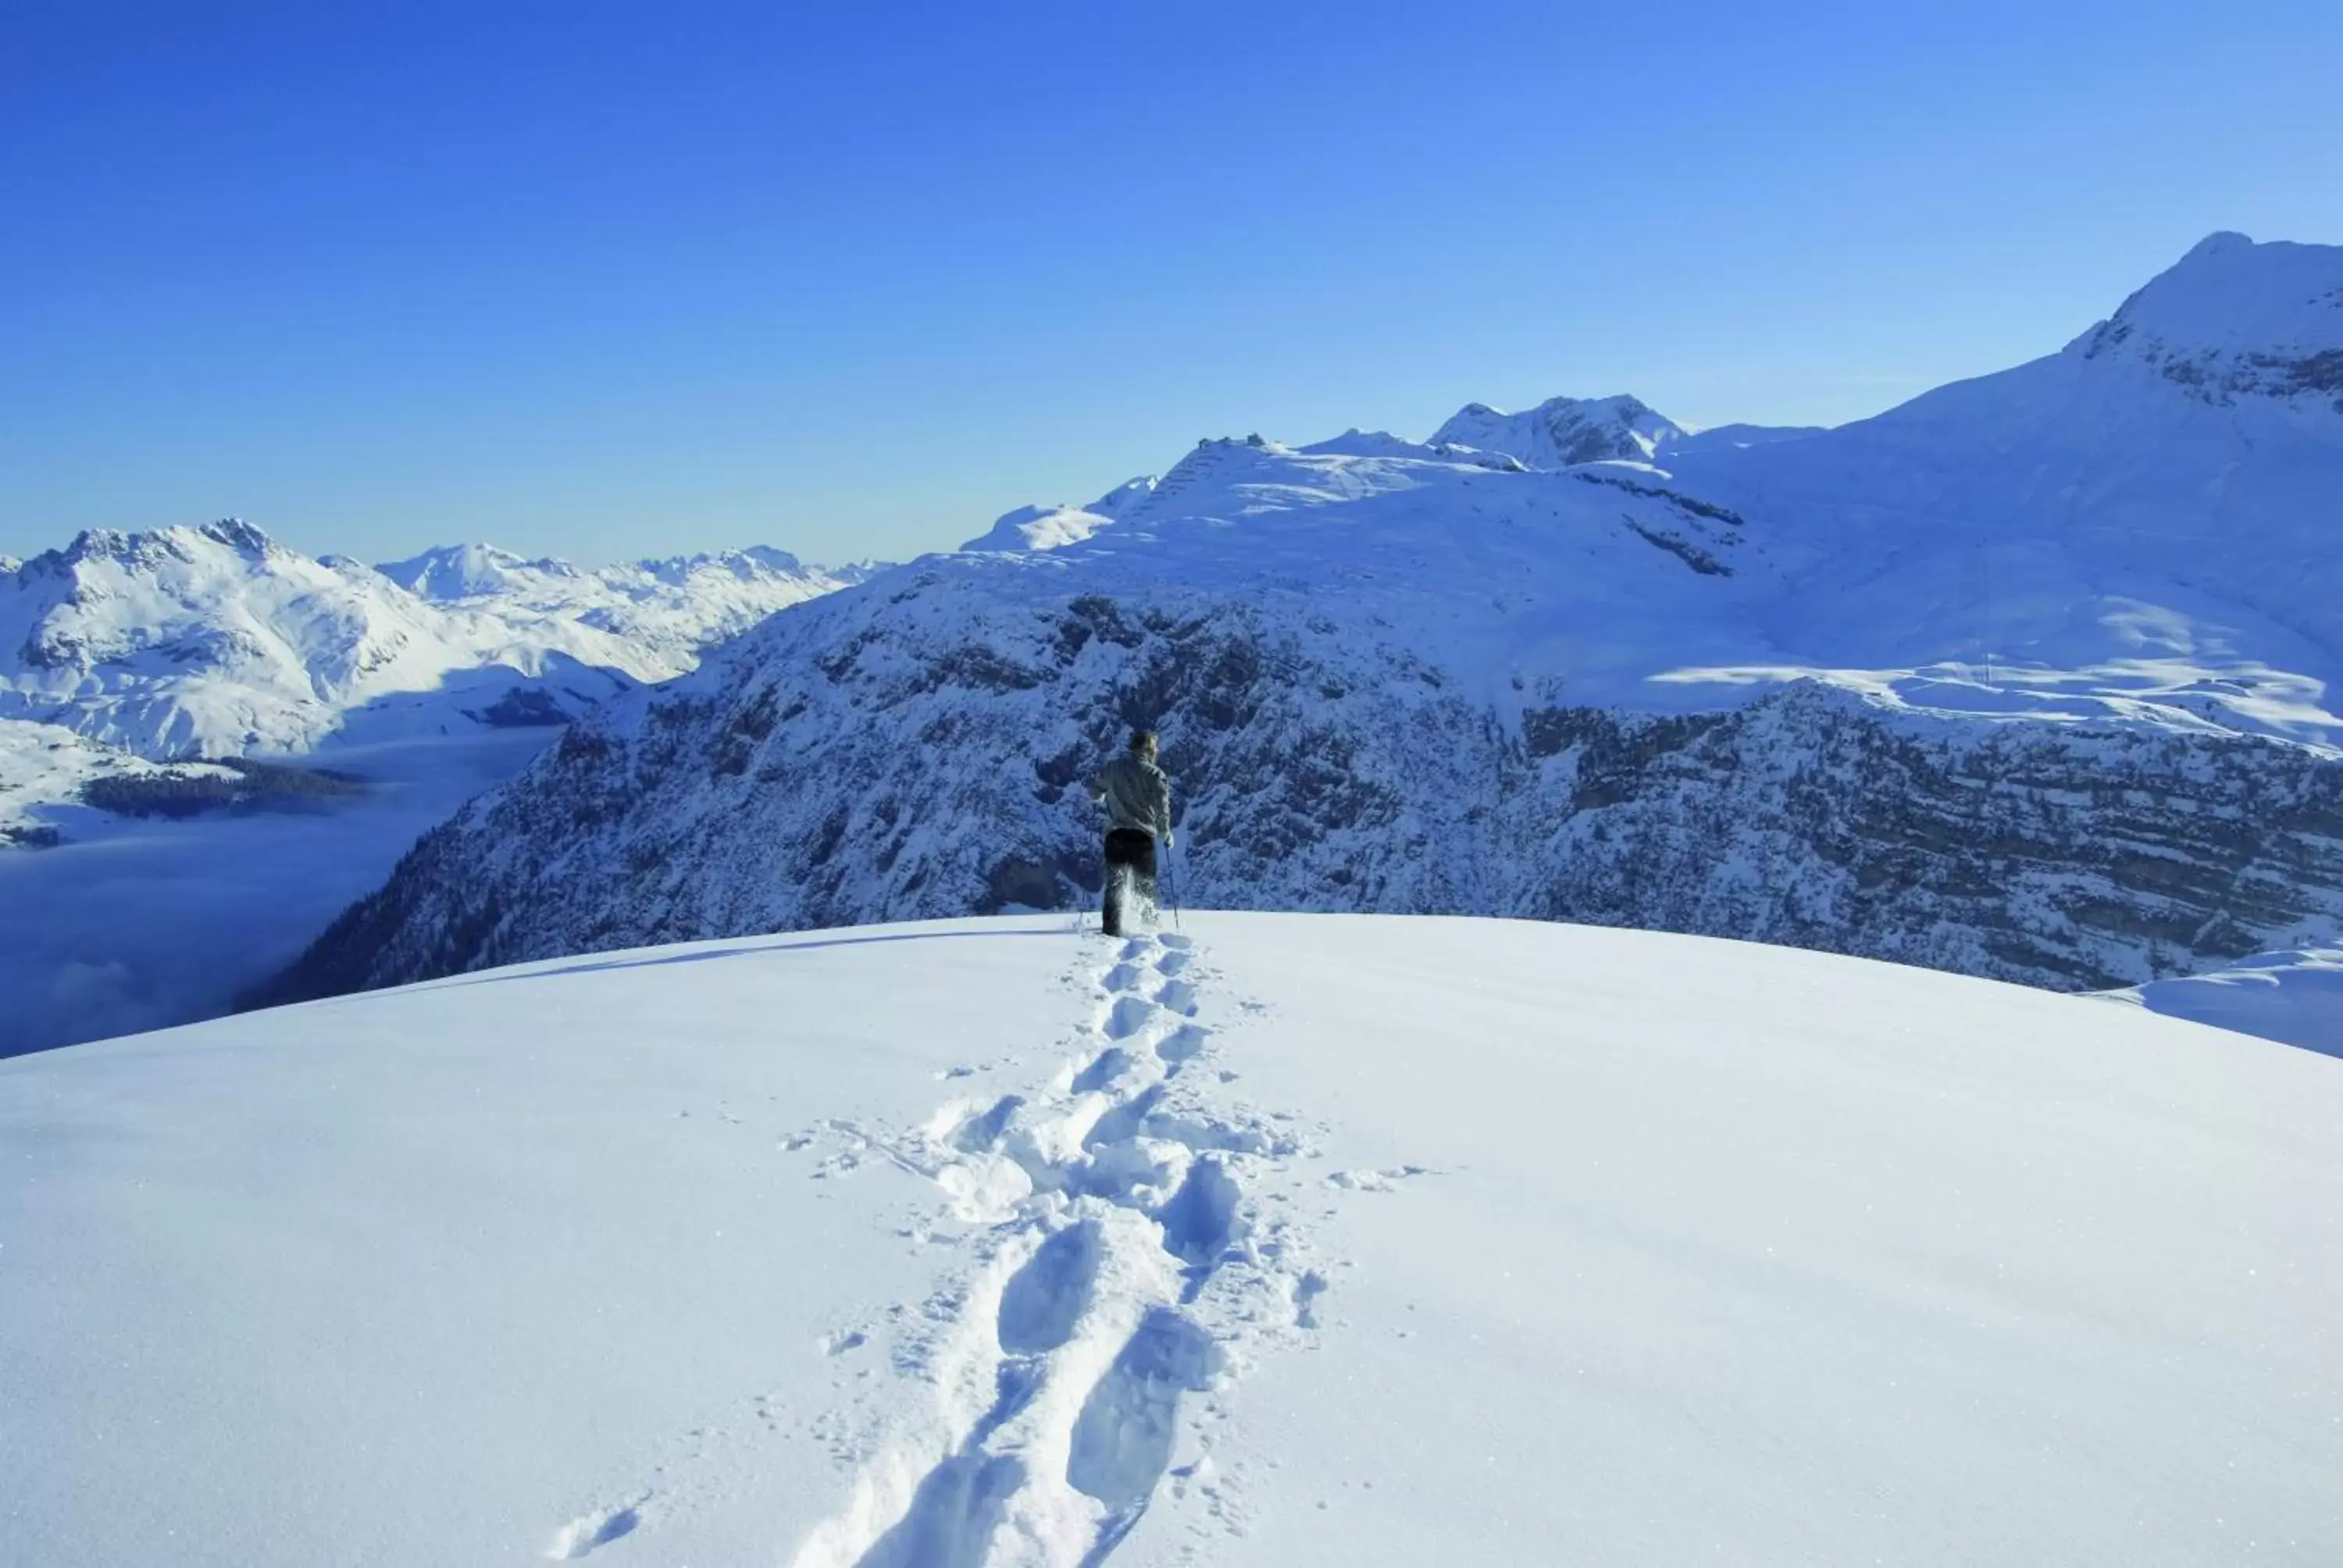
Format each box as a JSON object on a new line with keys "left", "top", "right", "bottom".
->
{"left": 1089, "top": 729, "right": 1173, "bottom": 936}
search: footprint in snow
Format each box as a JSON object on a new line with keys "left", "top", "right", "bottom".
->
{"left": 1101, "top": 995, "right": 1159, "bottom": 1041}
{"left": 547, "top": 1497, "right": 647, "bottom": 1559}
{"left": 1071, "top": 1046, "right": 1133, "bottom": 1094}
{"left": 1155, "top": 1024, "right": 1210, "bottom": 1064}
{"left": 997, "top": 1219, "right": 1104, "bottom": 1356}
{"left": 1325, "top": 1166, "right": 1432, "bottom": 1192}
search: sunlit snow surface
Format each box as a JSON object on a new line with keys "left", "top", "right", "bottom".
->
{"left": 5, "top": 914, "right": 2336, "bottom": 1566}
{"left": 2106, "top": 945, "right": 2343, "bottom": 1058}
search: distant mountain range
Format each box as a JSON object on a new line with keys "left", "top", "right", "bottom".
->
{"left": 262, "top": 235, "right": 2343, "bottom": 1009}
{"left": 0, "top": 526, "right": 868, "bottom": 839}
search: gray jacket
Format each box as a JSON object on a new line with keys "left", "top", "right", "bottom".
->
{"left": 1090, "top": 754, "right": 1172, "bottom": 842}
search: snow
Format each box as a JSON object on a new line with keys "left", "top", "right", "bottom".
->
{"left": 1428, "top": 393, "right": 1687, "bottom": 467}
{"left": 2103, "top": 945, "right": 2343, "bottom": 1058}
{"left": 962, "top": 503, "right": 1123, "bottom": 554}
{"left": 922, "top": 239, "right": 2343, "bottom": 753}
{"left": 2080, "top": 231, "right": 2343, "bottom": 366}
{"left": 7, "top": 913, "right": 2338, "bottom": 1565}
{"left": 0, "top": 522, "right": 866, "bottom": 1049}
{"left": 0, "top": 717, "right": 238, "bottom": 846}
{"left": 379, "top": 540, "right": 858, "bottom": 673}
{"left": 0, "top": 520, "right": 861, "bottom": 766}
{"left": 1662, "top": 420, "right": 1828, "bottom": 454}
{"left": 376, "top": 540, "right": 589, "bottom": 600}
{"left": 961, "top": 481, "right": 1160, "bottom": 553}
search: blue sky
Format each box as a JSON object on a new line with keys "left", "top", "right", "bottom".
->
{"left": 5, "top": 1, "right": 2338, "bottom": 568}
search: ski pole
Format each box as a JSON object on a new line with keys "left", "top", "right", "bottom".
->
{"left": 1164, "top": 835, "right": 1182, "bottom": 931}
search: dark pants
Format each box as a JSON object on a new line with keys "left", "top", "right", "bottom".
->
{"left": 1101, "top": 829, "right": 1158, "bottom": 936}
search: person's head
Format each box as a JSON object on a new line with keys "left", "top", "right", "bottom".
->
{"left": 1129, "top": 728, "right": 1157, "bottom": 760}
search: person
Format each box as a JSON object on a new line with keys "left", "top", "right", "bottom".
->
{"left": 1089, "top": 729, "right": 1174, "bottom": 936}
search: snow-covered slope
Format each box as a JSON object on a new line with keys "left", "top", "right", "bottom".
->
{"left": 2103, "top": 943, "right": 2343, "bottom": 1057}
{"left": 379, "top": 540, "right": 862, "bottom": 673}
{"left": 0, "top": 520, "right": 865, "bottom": 768}
{"left": 0, "top": 717, "right": 242, "bottom": 846}
{"left": 7, "top": 914, "right": 2338, "bottom": 1565}
{"left": 0, "top": 519, "right": 633, "bottom": 758}
{"left": 961, "top": 479, "right": 1161, "bottom": 553}
{"left": 1661, "top": 232, "right": 2343, "bottom": 735}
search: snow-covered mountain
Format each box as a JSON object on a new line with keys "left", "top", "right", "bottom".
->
{"left": 0, "top": 520, "right": 865, "bottom": 775}
{"left": 264, "top": 234, "right": 2343, "bottom": 1010}
{"left": 2, "top": 519, "right": 620, "bottom": 761}
{"left": 378, "top": 540, "right": 864, "bottom": 672}
{"left": 0, "top": 521, "right": 868, "bottom": 1051}
{"left": 14, "top": 914, "right": 2342, "bottom": 1563}
{"left": 1428, "top": 392, "right": 1685, "bottom": 466}
{"left": 960, "top": 478, "right": 1161, "bottom": 553}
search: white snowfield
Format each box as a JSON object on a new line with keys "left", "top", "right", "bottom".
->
{"left": 4, "top": 914, "right": 2336, "bottom": 1566}
{"left": 2106, "top": 945, "right": 2343, "bottom": 1058}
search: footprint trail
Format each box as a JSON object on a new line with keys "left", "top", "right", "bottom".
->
{"left": 786, "top": 930, "right": 1333, "bottom": 1568}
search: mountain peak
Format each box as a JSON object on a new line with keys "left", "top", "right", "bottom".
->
{"left": 2070, "top": 233, "right": 2343, "bottom": 404}
{"left": 195, "top": 517, "right": 276, "bottom": 556}
{"left": 376, "top": 543, "right": 581, "bottom": 602}
{"left": 1428, "top": 393, "right": 1686, "bottom": 469}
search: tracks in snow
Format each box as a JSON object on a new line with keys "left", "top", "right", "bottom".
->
{"left": 789, "top": 931, "right": 1325, "bottom": 1568}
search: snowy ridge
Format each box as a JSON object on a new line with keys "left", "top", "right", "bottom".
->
{"left": 379, "top": 540, "right": 860, "bottom": 674}
{"left": 786, "top": 928, "right": 1325, "bottom": 1566}
{"left": 10, "top": 914, "right": 2342, "bottom": 1563}
{"left": 1428, "top": 392, "right": 1685, "bottom": 467}
{"left": 961, "top": 479, "right": 1160, "bottom": 554}
{"left": 2070, "top": 231, "right": 2343, "bottom": 404}
{"left": 0, "top": 519, "right": 860, "bottom": 784}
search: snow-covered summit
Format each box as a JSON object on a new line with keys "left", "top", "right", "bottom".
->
{"left": 376, "top": 541, "right": 585, "bottom": 600}
{"left": 961, "top": 477, "right": 1161, "bottom": 553}
{"left": 2069, "top": 230, "right": 2343, "bottom": 405}
{"left": 9, "top": 914, "right": 2340, "bottom": 1564}
{"left": 962, "top": 502, "right": 1123, "bottom": 554}
{"left": 1428, "top": 392, "right": 1687, "bottom": 469}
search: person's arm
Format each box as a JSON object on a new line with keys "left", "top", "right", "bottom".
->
{"left": 1153, "top": 771, "right": 1174, "bottom": 846}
